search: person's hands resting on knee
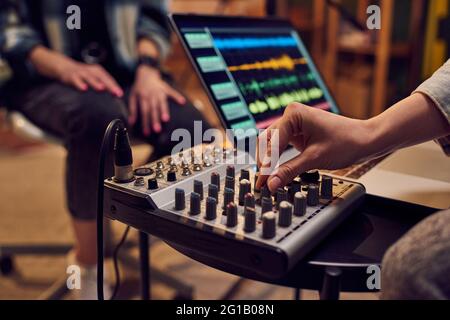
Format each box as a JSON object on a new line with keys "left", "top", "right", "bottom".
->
{"left": 256, "top": 93, "right": 450, "bottom": 193}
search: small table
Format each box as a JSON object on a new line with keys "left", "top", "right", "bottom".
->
{"left": 109, "top": 195, "right": 437, "bottom": 300}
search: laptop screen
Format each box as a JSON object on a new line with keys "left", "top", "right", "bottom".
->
{"left": 170, "top": 14, "right": 339, "bottom": 139}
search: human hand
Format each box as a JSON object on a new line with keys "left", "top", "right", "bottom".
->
{"left": 128, "top": 65, "right": 186, "bottom": 136}
{"left": 256, "top": 103, "right": 373, "bottom": 192}
{"left": 29, "top": 45, "right": 123, "bottom": 97}
{"left": 57, "top": 60, "right": 123, "bottom": 97}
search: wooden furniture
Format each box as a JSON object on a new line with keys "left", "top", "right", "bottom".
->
{"left": 323, "top": 0, "right": 425, "bottom": 117}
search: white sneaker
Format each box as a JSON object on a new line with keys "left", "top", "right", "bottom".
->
{"left": 66, "top": 251, "right": 113, "bottom": 300}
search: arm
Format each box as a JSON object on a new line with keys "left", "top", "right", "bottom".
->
{"left": 256, "top": 63, "right": 450, "bottom": 192}
{"left": 128, "top": 1, "right": 186, "bottom": 136}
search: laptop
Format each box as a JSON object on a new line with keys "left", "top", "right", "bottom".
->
{"left": 169, "top": 14, "right": 450, "bottom": 210}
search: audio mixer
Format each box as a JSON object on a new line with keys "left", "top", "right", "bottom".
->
{"left": 104, "top": 144, "right": 365, "bottom": 279}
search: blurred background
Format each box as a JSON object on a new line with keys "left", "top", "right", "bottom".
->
{"left": 0, "top": 0, "right": 448, "bottom": 300}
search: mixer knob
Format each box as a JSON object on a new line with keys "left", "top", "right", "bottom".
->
{"left": 147, "top": 177, "right": 159, "bottom": 190}
{"left": 288, "top": 180, "right": 301, "bottom": 202}
{"left": 134, "top": 167, "right": 153, "bottom": 177}
{"left": 134, "top": 177, "right": 145, "bottom": 187}
{"left": 174, "top": 188, "right": 185, "bottom": 211}
{"left": 244, "top": 193, "right": 255, "bottom": 209}
{"left": 244, "top": 207, "right": 256, "bottom": 233}
{"left": 181, "top": 158, "right": 189, "bottom": 168}
{"left": 225, "top": 175, "right": 235, "bottom": 191}
{"left": 193, "top": 180, "right": 204, "bottom": 200}
{"left": 278, "top": 201, "right": 293, "bottom": 227}
{"left": 181, "top": 167, "right": 191, "bottom": 176}
{"left": 262, "top": 211, "right": 276, "bottom": 239}
{"left": 223, "top": 187, "right": 234, "bottom": 210}
{"left": 293, "top": 192, "right": 306, "bottom": 216}
{"left": 170, "top": 164, "right": 178, "bottom": 172}
{"left": 167, "top": 157, "right": 174, "bottom": 166}
{"left": 155, "top": 169, "right": 164, "bottom": 179}
{"left": 226, "top": 202, "right": 238, "bottom": 227}
{"left": 321, "top": 175, "right": 333, "bottom": 199}
{"left": 276, "top": 188, "right": 287, "bottom": 209}
{"left": 211, "top": 172, "right": 220, "bottom": 191}
{"left": 300, "top": 170, "right": 320, "bottom": 184}
{"left": 261, "top": 197, "right": 273, "bottom": 216}
{"left": 203, "top": 159, "right": 212, "bottom": 167}
{"left": 238, "top": 179, "right": 251, "bottom": 205}
{"left": 189, "top": 192, "right": 201, "bottom": 216}
{"left": 167, "top": 170, "right": 177, "bottom": 182}
{"left": 156, "top": 161, "right": 164, "bottom": 169}
{"left": 223, "top": 148, "right": 232, "bottom": 159}
{"left": 226, "top": 165, "right": 235, "bottom": 177}
{"left": 307, "top": 184, "right": 319, "bottom": 206}
{"left": 261, "top": 185, "right": 271, "bottom": 200}
{"left": 193, "top": 164, "right": 202, "bottom": 172}
{"left": 205, "top": 197, "right": 217, "bottom": 221}
{"left": 208, "top": 184, "right": 218, "bottom": 201}
{"left": 239, "top": 169, "right": 250, "bottom": 181}
{"left": 253, "top": 173, "right": 260, "bottom": 193}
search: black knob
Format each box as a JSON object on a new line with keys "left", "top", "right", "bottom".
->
{"left": 276, "top": 188, "right": 287, "bottom": 209}
{"left": 293, "top": 192, "right": 306, "bottom": 216}
{"left": 288, "top": 180, "right": 301, "bottom": 202}
{"left": 278, "top": 201, "right": 293, "bottom": 227}
{"left": 147, "top": 177, "right": 158, "bottom": 190}
{"left": 244, "top": 207, "right": 256, "bottom": 233}
{"left": 208, "top": 184, "right": 218, "bottom": 201}
{"left": 261, "top": 197, "right": 273, "bottom": 216}
{"left": 174, "top": 188, "right": 185, "bottom": 211}
{"left": 226, "top": 165, "right": 235, "bottom": 177}
{"left": 239, "top": 169, "right": 250, "bottom": 181}
{"left": 321, "top": 175, "right": 333, "bottom": 199}
{"left": 262, "top": 211, "right": 276, "bottom": 239}
{"left": 189, "top": 192, "right": 201, "bottom": 215}
{"left": 238, "top": 179, "right": 251, "bottom": 205}
{"left": 226, "top": 202, "right": 238, "bottom": 227}
{"left": 300, "top": 170, "right": 320, "bottom": 184}
{"left": 193, "top": 180, "right": 204, "bottom": 200}
{"left": 225, "top": 175, "right": 235, "bottom": 191}
{"left": 167, "top": 170, "right": 176, "bottom": 182}
{"left": 253, "top": 173, "right": 260, "bottom": 193}
{"left": 223, "top": 187, "right": 234, "bottom": 210}
{"left": 205, "top": 197, "right": 217, "bottom": 221}
{"left": 261, "top": 185, "right": 271, "bottom": 199}
{"left": 244, "top": 193, "right": 255, "bottom": 209}
{"left": 307, "top": 184, "right": 319, "bottom": 206}
{"left": 211, "top": 172, "right": 220, "bottom": 191}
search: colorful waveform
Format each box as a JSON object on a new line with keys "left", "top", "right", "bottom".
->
{"left": 248, "top": 87, "right": 324, "bottom": 114}
{"left": 213, "top": 36, "right": 298, "bottom": 50}
{"left": 238, "top": 73, "right": 316, "bottom": 96}
{"left": 228, "top": 54, "right": 307, "bottom": 72}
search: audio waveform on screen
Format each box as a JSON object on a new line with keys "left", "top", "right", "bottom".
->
{"left": 213, "top": 36, "right": 297, "bottom": 50}
{"left": 228, "top": 54, "right": 307, "bottom": 72}
{"left": 238, "top": 73, "right": 315, "bottom": 96}
{"left": 248, "top": 87, "right": 324, "bottom": 115}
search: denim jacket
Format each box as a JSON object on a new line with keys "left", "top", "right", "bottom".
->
{"left": 414, "top": 59, "right": 450, "bottom": 156}
{"left": 0, "top": 0, "right": 170, "bottom": 83}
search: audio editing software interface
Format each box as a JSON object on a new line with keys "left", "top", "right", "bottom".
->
{"left": 179, "top": 22, "right": 338, "bottom": 138}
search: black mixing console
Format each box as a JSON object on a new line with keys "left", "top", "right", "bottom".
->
{"left": 104, "top": 144, "right": 365, "bottom": 279}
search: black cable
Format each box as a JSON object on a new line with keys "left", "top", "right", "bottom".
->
{"left": 97, "top": 119, "right": 125, "bottom": 301}
{"left": 111, "top": 225, "right": 130, "bottom": 300}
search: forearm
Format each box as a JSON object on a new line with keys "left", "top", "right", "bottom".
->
{"left": 365, "top": 93, "right": 450, "bottom": 158}
{"left": 28, "top": 45, "right": 75, "bottom": 80}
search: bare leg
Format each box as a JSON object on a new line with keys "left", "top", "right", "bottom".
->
{"left": 72, "top": 219, "right": 97, "bottom": 266}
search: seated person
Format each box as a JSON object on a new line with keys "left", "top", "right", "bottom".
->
{"left": 0, "top": 0, "right": 210, "bottom": 299}
{"left": 256, "top": 60, "right": 450, "bottom": 299}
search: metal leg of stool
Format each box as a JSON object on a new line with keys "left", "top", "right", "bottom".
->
{"left": 319, "top": 267, "right": 342, "bottom": 300}
{"left": 293, "top": 288, "right": 301, "bottom": 300}
{"left": 139, "top": 232, "right": 150, "bottom": 300}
